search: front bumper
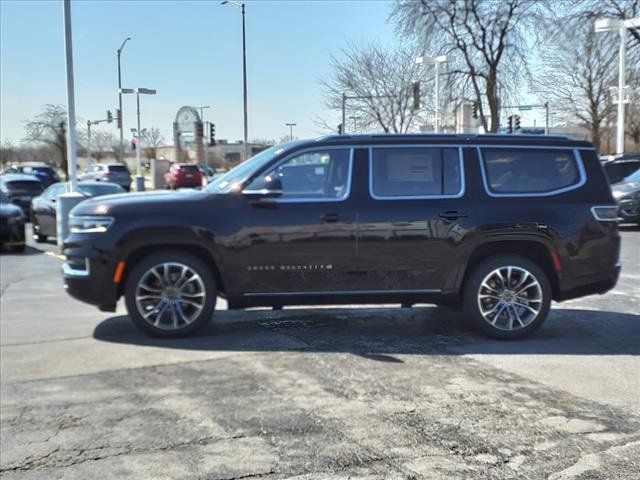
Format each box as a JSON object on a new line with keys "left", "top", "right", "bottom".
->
{"left": 0, "top": 220, "right": 26, "bottom": 247}
{"left": 62, "top": 234, "right": 119, "bottom": 310}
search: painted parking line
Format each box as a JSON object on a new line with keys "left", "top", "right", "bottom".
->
{"left": 44, "top": 251, "right": 66, "bottom": 261}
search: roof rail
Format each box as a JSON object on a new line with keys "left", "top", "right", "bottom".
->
{"left": 316, "top": 133, "right": 574, "bottom": 142}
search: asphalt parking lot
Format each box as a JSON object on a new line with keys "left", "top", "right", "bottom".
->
{"left": 1, "top": 227, "right": 639, "bottom": 479}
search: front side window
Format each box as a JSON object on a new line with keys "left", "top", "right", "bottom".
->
{"left": 481, "top": 148, "right": 582, "bottom": 195}
{"left": 247, "top": 148, "right": 352, "bottom": 201}
{"left": 370, "top": 147, "right": 462, "bottom": 198}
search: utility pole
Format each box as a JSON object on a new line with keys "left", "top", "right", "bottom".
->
{"left": 116, "top": 37, "right": 131, "bottom": 162}
{"left": 285, "top": 122, "right": 296, "bottom": 141}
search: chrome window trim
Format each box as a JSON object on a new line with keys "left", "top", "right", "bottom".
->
{"left": 249, "top": 146, "right": 354, "bottom": 204}
{"left": 476, "top": 146, "right": 587, "bottom": 198}
{"left": 243, "top": 288, "right": 441, "bottom": 297}
{"left": 368, "top": 145, "right": 465, "bottom": 200}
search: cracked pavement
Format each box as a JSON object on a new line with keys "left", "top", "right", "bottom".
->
{"left": 1, "top": 228, "right": 639, "bottom": 479}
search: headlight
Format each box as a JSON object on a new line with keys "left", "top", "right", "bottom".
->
{"left": 69, "top": 215, "right": 114, "bottom": 233}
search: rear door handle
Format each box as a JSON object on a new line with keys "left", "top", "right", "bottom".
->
{"left": 439, "top": 210, "right": 467, "bottom": 220}
{"left": 321, "top": 213, "right": 340, "bottom": 223}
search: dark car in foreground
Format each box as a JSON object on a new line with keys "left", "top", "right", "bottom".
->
{"left": 611, "top": 169, "right": 640, "bottom": 225}
{"left": 0, "top": 174, "right": 44, "bottom": 214}
{"left": 62, "top": 134, "right": 620, "bottom": 340}
{"left": 31, "top": 181, "right": 125, "bottom": 242}
{"left": 79, "top": 162, "right": 132, "bottom": 191}
{"left": 164, "top": 163, "right": 203, "bottom": 189}
{"left": 6, "top": 162, "right": 60, "bottom": 188}
{"left": 0, "top": 191, "right": 26, "bottom": 252}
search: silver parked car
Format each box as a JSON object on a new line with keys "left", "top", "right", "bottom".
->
{"left": 79, "top": 163, "right": 132, "bottom": 191}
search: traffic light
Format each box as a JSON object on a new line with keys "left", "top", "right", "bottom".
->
{"left": 412, "top": 82, "right": 420, "bottom": 110}
{"left": 208, "top": 123, "right": 216, "bottom": 146}
{"left": 514, "top": 115, "right": 521, "bottom": 131}
{"left": 107, "top": 110, "right": 113, "bottom": 123}
{"left": 472, "top": 102, "right": 479, "bottom": 119}
{"left": 116, "top": 109, "right": 122, "bottom": 129}
{"left": 337, "top": 123, "right": 343, "bottom": 134}
{"left": 507, "top": 115, "right": 513, "bottom": 134}
{"left": 131, "top": 138, "right": 136, "bottom": 151}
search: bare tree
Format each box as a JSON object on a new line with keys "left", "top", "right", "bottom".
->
{"left": 391, "top": 0, "right": 542, "bottom": 132}
{"left": 574, "top": 0, "right": 640, "bottom": 50}
{"left": 538, "top": 24, "right": 616, "bottom": 151}
{"left": 23, "top": 104, "right": 69, "bottom": 179}
{"left": 141, "top": 127, "right": 165, "bottom": 161}
{"left": 321, "top": 42, "right": 429, "bottom": 133}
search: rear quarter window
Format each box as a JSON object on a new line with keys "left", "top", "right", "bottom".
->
{"left": 480, "top": 148, "right": 584, "bottom": 196}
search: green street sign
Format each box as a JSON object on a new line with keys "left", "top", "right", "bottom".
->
{"left": 518, "top": 105, "right": 533, "bottom": 111}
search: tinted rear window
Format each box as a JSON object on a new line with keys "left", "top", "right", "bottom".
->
{"left": 480, "top": 148, "right": 582, "bottom": 195}
{"left": 5, "top": 180, "right": 43, "bottom": 193}
{"left": 108, "top": 165, "right": 129, "bottom": 173}
{"left": 179, "top": 165, "right": 199, "bottom": 172}
{"left": 604, "top": 161, "right": 640, "bottom": 184}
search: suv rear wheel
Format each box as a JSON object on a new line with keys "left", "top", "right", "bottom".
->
{"left": 124, "top": 250, "right": 217, "bottom": 337}
{"left": 463, "top": 255, "right": 551, "bottom": 340}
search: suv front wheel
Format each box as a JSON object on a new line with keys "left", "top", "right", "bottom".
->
{"left": 124, "top": 250, "right": 217, "bottom": 337}
{"left": 463, "top": 255, "right": 551, "bottom": 340}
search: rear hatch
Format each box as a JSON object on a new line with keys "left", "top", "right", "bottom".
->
{"left": 106, "top": 165, "right": 131, "bottom": 184}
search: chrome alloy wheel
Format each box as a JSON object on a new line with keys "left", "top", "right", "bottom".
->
{"left": 134, "top": 262, "right": 206, "bottom": 330}
{"left": 477, "top": 266, "right": 543, "bottom": 331}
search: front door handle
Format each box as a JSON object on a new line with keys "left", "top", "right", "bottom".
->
{"left": 439, "top": 210, "right": 467, "bottom": 220}
{"left": 321, "top": 213, "right": 340, "bottom": 223}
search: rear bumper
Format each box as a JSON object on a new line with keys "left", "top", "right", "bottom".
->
{"left": 556, "top": 262, "right": 621, "bottom": 301}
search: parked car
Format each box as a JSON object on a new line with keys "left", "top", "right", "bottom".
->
{"left": 602, "top": 154, "right": 640, "bottom": 185}
{"left": 30, "top": 181, "right": 125, "bottom": 242}
{"left": 0, "top": 190, "right": 26, "bottom": 252}
{"left": 0, "top": 173, "right": 44, "bottom": 214}
{"left": 611, "top": 169, "right": 640, "bottom": 225}
{"left": 62, "top": 134, "right": 620, "bottom": 340}
{"left": 6, "top": 163, "right": 60, "bottom": 188}
{"left": 79, "top": 163, "right": 132, "bottom": 191}
{"left": 198, "top": 164, "right": 216, "bottom": 184}
{"left": 164, "top": 163, "right": 203, "bottom": 189}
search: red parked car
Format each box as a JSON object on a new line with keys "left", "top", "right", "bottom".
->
{"left": 164, "top": 163, "right": 203, "bottom": 189}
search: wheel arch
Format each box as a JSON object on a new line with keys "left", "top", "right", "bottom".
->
{"left": 114, "top": 227, "right": 227, "bottom": 298}
{"left": 460, "top": 239, "right": 560, "bottom": 301}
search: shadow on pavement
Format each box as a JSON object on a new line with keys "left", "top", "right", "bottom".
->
{"left": 94, "top": 307, "right": 640, "bottom": 357}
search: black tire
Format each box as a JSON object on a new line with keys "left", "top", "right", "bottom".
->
{"left": 124, "top": 250, "right": 217, "bottom": 338}
{"left": 463, "top": 255, "right": 552, "bottom": 340}
{"left": 31, "top": 216, "right": 47, "bottom": 243}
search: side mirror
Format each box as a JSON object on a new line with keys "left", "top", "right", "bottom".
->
{"left": 242, "top": 175, "right": 283, "bottom": 199}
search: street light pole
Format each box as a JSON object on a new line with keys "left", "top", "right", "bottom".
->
{"left": 117, "top": 37, "right": 131, "bottom": 162}
{"left": 285, "top": 122, "right": 296, "bottom": 141}
{"left": 122, "top": 87, "right": 156, "bottom": 191}
{"left": 415, "top": 55, "right": 447, "bottom": 133}
{"left": 595, "top": 17, "right": 640, "bottom": 155}
{"left": 221, "top": 1, "right": 249, "bottom": 160}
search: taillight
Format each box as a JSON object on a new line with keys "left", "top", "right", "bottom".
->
{"left": 591, "top": 205, "right": 619, "bottom": 222}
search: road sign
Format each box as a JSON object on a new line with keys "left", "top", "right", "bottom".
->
{"left": 518, "top": 105, "right": 533, "bottom": 111}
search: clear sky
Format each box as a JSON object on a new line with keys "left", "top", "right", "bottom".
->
{"left": 0, "top": 0, "right": 395, "bottom": 145}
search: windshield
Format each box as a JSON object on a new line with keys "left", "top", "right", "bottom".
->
{"left": 624, "top": 169, "right": 640, "bottom": 183}
{"left": 206, "top": 145, "right": 284, "bottom": 192}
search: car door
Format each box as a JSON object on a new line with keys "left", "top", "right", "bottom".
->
{"left": 224, "top": 147, "right": 358, "bottom": 294}
{"left": 356, "top": 145, "right": 470, "bottom": 291}
{"left": 37, "top": 184, "right": 63, "bottom": 236}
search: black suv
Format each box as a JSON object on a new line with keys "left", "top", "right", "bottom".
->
{"left": 62, "top": 135, "right": 620, "bottom": 339}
